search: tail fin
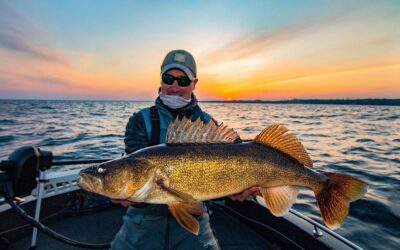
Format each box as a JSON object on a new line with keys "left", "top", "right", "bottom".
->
{"left": 316, "top": 173, "right": 367, "bottom": 229}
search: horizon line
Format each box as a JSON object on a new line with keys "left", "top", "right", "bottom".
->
{"left": 0, "top": 97, "right": 399, "bottom": 102}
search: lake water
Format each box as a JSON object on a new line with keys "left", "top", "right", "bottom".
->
{"left": 0, "top": 99, "right": 399, "bottom": 249}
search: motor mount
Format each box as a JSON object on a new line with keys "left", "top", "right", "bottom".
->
{"left": 0, "top": 146, "right": 53, "bottom": 198}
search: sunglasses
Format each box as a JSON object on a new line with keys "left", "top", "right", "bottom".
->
{"left": 162, "top": 73, "right": 192, "bottom": 87}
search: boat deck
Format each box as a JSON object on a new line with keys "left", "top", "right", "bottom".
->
{"left": 12, "top": 205, "right": 274, "bottom": 249}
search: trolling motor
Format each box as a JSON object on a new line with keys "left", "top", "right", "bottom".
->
{"left": 0, "top": 146, "right": 52, "bottom": 199}
{"left": 0, "top": 146, "right": 110, "bottom": 249}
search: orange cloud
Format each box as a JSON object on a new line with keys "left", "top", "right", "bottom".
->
{"left": 201, "top": 64, "right": 400, "bottom": 100}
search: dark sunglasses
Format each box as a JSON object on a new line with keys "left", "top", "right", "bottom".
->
{"left": 162, "top": 73, "right": 192, "bottom": 87}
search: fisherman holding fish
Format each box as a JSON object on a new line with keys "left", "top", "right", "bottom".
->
{"left": 78, "top": 50, "right": 367, "bottom": 249}
{"left": 109, "top": 50, "right": 254, "bottom": 249}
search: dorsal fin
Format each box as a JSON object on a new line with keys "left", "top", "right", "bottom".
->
{"left": 254, "top": 124, "right": 313, "bottom": 167}
{"left": 166, "top": 117, "right": 239, "bottom": 144}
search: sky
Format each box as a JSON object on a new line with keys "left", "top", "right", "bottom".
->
{"left": 0, "top": 0, "right": 399, "bottom": 101}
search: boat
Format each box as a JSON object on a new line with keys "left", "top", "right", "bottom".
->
{"left": 0, "top": 146, "right": 363, "bottom": 249}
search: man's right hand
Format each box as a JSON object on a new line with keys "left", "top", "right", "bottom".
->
{"left": 229, "top": 186, "right": 260, "bottom": 202}
{"left": 111, "top": 199, "right": 147, "bottom": 208}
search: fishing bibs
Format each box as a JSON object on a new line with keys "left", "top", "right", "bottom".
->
{"left": 150, "top": 106, "right": 160, "bottom": 146}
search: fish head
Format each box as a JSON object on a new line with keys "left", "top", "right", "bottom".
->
{"left": 78, "top": 156, "right": 154, "bottom": 199}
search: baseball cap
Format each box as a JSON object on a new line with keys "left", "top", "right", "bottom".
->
{"left": 161, "top": 50, "right": 197, "bottom": 80}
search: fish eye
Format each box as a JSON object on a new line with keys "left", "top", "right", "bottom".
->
{"left": 97, "top": 165, "right": 107, "bottom": 174}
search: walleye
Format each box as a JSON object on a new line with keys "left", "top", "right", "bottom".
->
{"left": 78, "top": 117, "right": 367, "bottom": 235}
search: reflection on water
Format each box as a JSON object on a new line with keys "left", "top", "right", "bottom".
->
{"left": 0, "top": 100, "right": 399, "bottom": 249}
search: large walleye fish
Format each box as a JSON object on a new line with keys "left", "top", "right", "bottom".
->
{"left": 78, "top": 117, "right": 367, "bottom": 234}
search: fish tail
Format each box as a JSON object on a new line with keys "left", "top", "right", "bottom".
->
{"left": 315, "top": 172, "right": 367, "bottom": 229}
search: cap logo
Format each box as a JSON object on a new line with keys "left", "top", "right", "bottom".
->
{"left": 174, "top": 53, "right": 186, "bottom": 63}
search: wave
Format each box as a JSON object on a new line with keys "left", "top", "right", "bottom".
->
{"left": 355, "top": 138, "right": 375, "bottom": 143}
{"left": 0, "top": 135, "right": 14, "bottom": 146}
{"left": 0, "top": 119, "right": 17, "bottom": 125}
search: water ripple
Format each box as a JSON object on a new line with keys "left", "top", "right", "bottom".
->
{"left": 355, "top": 138, "right": 375, "bottom": 143}
{"left": 0, "top": 135, "right": 14, "bottom": 146}
{"left": 0, "top": 119, "right": 17, "bottom": 125}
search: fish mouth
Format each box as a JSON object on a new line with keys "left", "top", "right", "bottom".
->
{"left": 78, "top": 172, "right": 127, "bottom": 199}
{"left": 78, "top": 172, "right": 103, "bottom": 193}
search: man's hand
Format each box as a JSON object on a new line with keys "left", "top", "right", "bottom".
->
{"left": 229, "top": 186, "right": 260, "bottom": 202}
{"left": 111, "top": 199, "right": 147, "bottom": 208}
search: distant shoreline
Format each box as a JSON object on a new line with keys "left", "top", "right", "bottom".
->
{"left": 202, "top": 98, "right": 400, "bottom": 106}
{"left": 0, "top": 98, "right": 399, "bottom": 106}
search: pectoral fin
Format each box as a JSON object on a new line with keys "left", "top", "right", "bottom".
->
{"left": 156, "top": 179, "right": 197, "bottom": 203}
{"left": 260, "top": 186, "right": 299, "bottom": 216}
{"left": 156, "top": 179, "right": 204, "bottom": 234}
{"left": 168, "top": 202, "right": 203, "bottom": 235}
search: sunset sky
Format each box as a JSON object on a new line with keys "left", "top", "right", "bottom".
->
{"left": 0, "top": 0, "right": 399, "bottom": 100}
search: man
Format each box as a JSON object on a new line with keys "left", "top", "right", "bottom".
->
{"left": 111, "top": 50, "right": 258, "bottom": 249}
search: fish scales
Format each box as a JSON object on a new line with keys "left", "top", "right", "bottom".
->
{"left": 135, "top": 142, "right": 325, "bottom": 202}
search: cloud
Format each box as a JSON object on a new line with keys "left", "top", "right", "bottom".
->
{"left": 251, "top": 63, "right": 400, "bottom": 88}
{"left": 201, "top": 6, "right": 355, "bottom": 66}
{"left": 26, "top": 75, "right": 77, "bottom": 87}
{"left": 0, "top": 2, "right": 68, "bottom": 65}
{"left": 201, "top": 3, "right": 398, "bottom": 70}
{"left": 0, "top": 34, "right": 68, "bottom": 64}
{"left": 0, "top": 69, "right": 77, "bottom": 89}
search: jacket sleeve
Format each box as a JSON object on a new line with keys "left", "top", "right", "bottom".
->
{"left": 124, "top": 112, "right": 149, "bottom": 154}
